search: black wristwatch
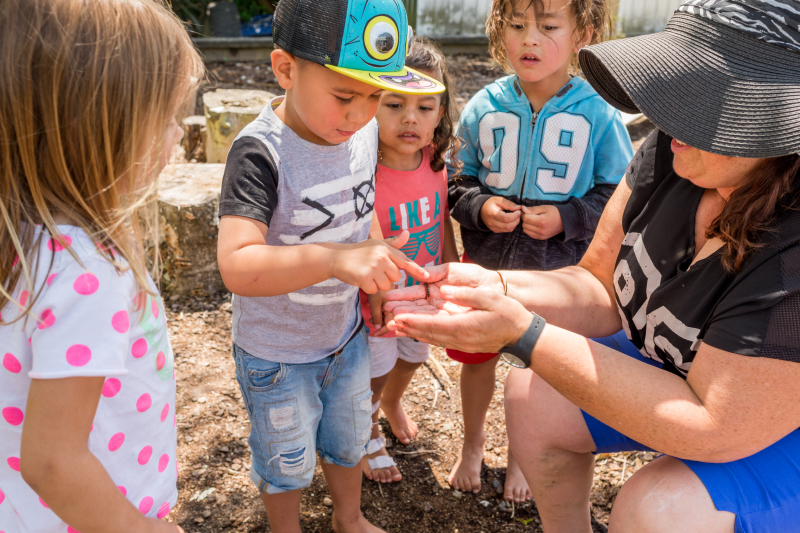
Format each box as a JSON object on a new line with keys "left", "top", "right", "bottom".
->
{"left": 499, "top": 313, "right": 546, "bottom": 369}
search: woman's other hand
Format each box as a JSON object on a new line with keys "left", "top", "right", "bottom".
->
{"left": 385, "top": 262, "right": 503, "bottom": 305}
{"left": 386, "top": 285, "right": 533, "bottom": 354}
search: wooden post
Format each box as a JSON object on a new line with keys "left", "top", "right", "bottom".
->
{"left": 157, "top": 163, "right": 227, "bottom": 297}
{"left": 202, "top": 89, "right": 275, "bottom": 164}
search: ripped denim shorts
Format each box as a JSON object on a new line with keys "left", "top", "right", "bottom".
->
{"left": 232, "top": 327, "right": 372, "bottom": 494}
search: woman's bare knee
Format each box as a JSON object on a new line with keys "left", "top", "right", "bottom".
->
{"left": 505, "top": 369, "right": 595, "bottom": 455}
{"left": 609, "top": 456, "right": 735, "bottom": 533}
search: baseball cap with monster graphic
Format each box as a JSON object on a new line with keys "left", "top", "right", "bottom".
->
{"left": 273, "top": 0, "right": 445, "bottom": 95}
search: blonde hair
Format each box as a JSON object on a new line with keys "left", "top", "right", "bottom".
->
{"left": 0, "top": 0, "right": 204, "bottom": 321}
{"left": 486, "top": 0, "right": 612, "bottom": 73}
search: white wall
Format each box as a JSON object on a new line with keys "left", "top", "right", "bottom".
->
{"left": 618, "top": 0, "right": 684, "bottom": 35}
{"left": 416, "top": 0, "right": 491, "bottom": 36}
{"left": 413, "top": 0, "right": 684, "bottom": 38}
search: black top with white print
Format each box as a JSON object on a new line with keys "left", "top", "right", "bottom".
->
{"left": 616, "top": 129, "right": 800, "bottom": 378}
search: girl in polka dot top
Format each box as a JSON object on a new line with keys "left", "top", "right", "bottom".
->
{"left": 0, "top": 1, "right": 203, "bottom": 532}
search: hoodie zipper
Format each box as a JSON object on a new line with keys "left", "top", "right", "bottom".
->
{"left": 504, "top": 106, "right": 540, "bottom": 270}
{"left": 516, "top": 106, "right": 540, "bottom": 203}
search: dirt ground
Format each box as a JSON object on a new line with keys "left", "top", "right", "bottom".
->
{"left": 164, "top": 292, "right": 655, "bottom": 533}
{"left": 167, "top": 54, "right": 658, "bottom": 533}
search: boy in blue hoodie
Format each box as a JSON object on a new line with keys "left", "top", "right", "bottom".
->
{"left": 445, "top": 0, "right": 633, "bottom": 503}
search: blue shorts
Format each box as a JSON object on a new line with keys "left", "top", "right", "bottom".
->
{"left": 232, "top": 327, "right": 372, "bottom": 494}
{"left": 583, "top": 331, "right": 800, "bottom": 533}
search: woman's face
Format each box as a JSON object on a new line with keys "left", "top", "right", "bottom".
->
{"left": 671, "top": 137, "right": 765, "bottom": 192}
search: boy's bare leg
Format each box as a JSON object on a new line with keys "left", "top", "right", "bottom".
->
{"left": 504, "top": 450, "right": 533, "bottom": 502}
{"left": 361, "top": 373, "right": 401, "bottom": 483}
{"left": 447, "top": 355, "right": 499, "bottom": 494}
{"left": 322, "top": 462, "right": 385, "bottom": 533}
{"left": 261, "top": 490, "right": 303, "bottom": 533}
{"left": 380, "top": 359, "right": 424, "bottom": 444}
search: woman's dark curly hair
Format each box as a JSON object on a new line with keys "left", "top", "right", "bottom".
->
{"left": 707, "top": 154, "right": 800, "bottom": 273}
{"left": 404, "top": 37, "right": 463, "bottom": 174}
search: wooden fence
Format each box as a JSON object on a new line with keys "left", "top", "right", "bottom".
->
{"left": 618, "top": 0, "right": 684, "bottom": 36}
{"left": 409, "top": 0, "right": 684, "bottom": 37}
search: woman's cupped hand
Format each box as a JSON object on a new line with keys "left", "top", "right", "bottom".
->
{"left": 383, "top": 263, "right": 533, "bottom": 353}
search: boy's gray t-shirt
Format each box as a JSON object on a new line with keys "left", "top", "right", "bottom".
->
{"left": 219, "top": 97, "right": 378, "bottom": 363}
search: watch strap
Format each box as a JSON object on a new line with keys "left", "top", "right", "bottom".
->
{"left": 502, "top": 313, "right": 546, "bottom": 367}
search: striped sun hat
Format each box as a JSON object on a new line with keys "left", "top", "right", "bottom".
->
{"left": 579, "top": 0, "right": 800, "bottom": 158}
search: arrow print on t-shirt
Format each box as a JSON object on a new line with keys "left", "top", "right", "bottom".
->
{"left": 352, "top": 180, "right": 375, "bottom": 220}
{"left": 299, "top": 197, "right": 334, "bottom": 240}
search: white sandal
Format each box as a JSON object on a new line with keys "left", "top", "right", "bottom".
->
{"left": 366, "top": 435, "right": 398, "bottom": 470}
{"left": 366, "top": 400, "right": 398, "bottom": 471}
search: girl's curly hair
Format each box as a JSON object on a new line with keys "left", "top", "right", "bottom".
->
{"left": 404, "top": 37, "right": 463, "bottom": 174}
{"left": 486, "top": 0, "right": 613, "bottom": 73}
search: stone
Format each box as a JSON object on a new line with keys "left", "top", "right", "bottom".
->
{"left": 202, "top": 510, "right": 212, "bottom": 518}
{"left": 423, "top": 502, "right": 434, "bottom": 512}
{"left": 203, "top": 89, "right": 275, "bottom": 164}
{"left": 155, "top": 163, "right": 226, "bottom": 297}
{"left": 452, "top": 490, "right": 463, "bottom": 499}
{"left": 194, "top": 517, "right": 205, "bottom": 524}
{"left": 322, "top": 496, "right": 333, "bottom": 507}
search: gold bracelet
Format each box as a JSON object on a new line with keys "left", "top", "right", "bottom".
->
{"left": 497, "top": 271, "right": 508, "bottom": 296}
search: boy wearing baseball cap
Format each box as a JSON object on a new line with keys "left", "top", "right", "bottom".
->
{"left": 216, "top": 1, "right": 444, "bottom": 531}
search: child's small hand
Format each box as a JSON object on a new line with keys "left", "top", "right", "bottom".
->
{"left": 331, "top": 231, "right": 429, "bottom": 294}
{"left": 368, "top": 289, "right": 391, "bottom": 336}
{"left": 521, "top": 205, "right": 564, "bottom": 240}
{"left": 480, "top": 196, "right": 522, "bottom": 233}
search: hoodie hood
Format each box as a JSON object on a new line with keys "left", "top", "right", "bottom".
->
{"left": 485, "top": 75, "right": 601, "bottom": 113}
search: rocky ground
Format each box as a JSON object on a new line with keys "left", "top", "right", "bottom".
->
{"left": 165, "top": 53, "right": 657, "bottom": 533}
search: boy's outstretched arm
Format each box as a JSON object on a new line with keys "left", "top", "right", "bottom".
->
{"left": 217, "top": 215, "right": 429, "bottom": 297}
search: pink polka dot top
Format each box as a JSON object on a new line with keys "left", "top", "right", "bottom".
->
{"left": 0, "top": 226, "right": 177, "bottom": 532}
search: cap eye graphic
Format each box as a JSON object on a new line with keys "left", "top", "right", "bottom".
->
{"left": 364, "top": 15, "right": 399, "bottom": 61}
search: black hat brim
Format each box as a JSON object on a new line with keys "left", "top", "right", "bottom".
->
{"left": 579, "top": 12, "right": 800, "bottom": 158}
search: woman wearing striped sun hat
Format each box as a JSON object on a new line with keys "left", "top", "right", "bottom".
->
{"left": 382, "top": 1, "right": 800, "bottom": 531}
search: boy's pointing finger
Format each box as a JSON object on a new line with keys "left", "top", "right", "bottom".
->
{"left": 389, "top": 248, "right": 430, "bottom": 282}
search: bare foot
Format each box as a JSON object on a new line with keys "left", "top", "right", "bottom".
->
{"left": 360, "top": 446, "right": 402, "bottom": 483}
{"left": 332, "top": 512, "right": 386, "bottom": 533}
{"left": 503, "top": 454, "right": 532, "bottom": 503}
{"left": 447, "top": 437, "right": 484, "bottom": 494}
{"left": 381, "top": 399, "right": 418, "bottom": 444}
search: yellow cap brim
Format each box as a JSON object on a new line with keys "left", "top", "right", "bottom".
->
{"left": 326, "top": 65, "right": 445, "bottom": 95}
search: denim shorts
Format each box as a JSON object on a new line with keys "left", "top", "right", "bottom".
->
{"left": 583, "top": 331, "right": 800, "bottom": 533}
{"left": 232, "top": 327, "right": 372, "bottom": 494}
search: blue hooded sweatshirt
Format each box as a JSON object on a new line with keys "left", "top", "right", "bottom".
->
{"left": 449, "top": 75, "right": 634, "bottom": 271}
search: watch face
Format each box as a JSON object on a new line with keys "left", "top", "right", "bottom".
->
{"left": 500, "top": 352, "right": 526, "bottom": 368}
